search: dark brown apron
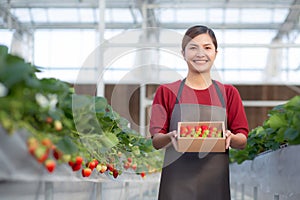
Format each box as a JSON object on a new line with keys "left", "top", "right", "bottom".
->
{"left": 158, "top": 78, "right": 230, "bottom": 200}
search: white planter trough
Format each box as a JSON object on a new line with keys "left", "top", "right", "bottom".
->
{"left": 230, "top": 145, "right": 300, "bottom": 200}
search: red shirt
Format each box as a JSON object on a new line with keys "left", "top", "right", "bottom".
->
{"left": 149, "top": 80, "right": 249, "bottom": 137}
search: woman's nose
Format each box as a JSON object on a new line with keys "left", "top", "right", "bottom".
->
{"left": 195, "top": 48, "right": 206, "bottom": 56}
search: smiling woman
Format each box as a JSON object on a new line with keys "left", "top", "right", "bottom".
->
{"left": 150, "top": 25, "right": 249, "bottom": 200}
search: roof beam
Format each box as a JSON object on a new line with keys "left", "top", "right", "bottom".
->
{"left": 0, "top": 22, "right": 291, "bottom": 30}
{"left": 2, "top": 1, "right": 298, "bottom": 9}
{"left": 273, "top": 0, "right": 300, "bottom": 40}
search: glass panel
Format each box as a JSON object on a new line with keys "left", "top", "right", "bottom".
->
{"left": 79, "top": 8, "right": 95, "bottom": 22}
{"left": 175, "top": 9, "right": 207, "bottom": 23}
{"left": 240, "top": 9, "right": 272, "bottom": 23}
{"left": 0, "top": 30, "right": 13, "bottom": 47}
{"left": 31, "top": 8, "right": 48, "bottom": 23}
{"left": 103, "top": 8, "right": 133, "bottom": 23}
{"left": 12, "top": 8, "right": 31, "bottom": 22}
{"left": 34, "top": 30, "right": 96, "bottom": 68}
{"left": 48, "top": 8, "right": 79, "bottom": 22}
{"left": 225, "top": 9, "right": 240, "bottom": 23}
{"left": 223, "top": 30, "right": 276, "bottom": 44}
{"left": 208, "top": 9, "right": 224, "bottom": 23}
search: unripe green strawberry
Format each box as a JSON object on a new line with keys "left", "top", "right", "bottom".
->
{"left": 34, "top": 146, "right": 49, "bottom": 163}
{"left": 54, "top": 120, "right": 63, "bottom": 131}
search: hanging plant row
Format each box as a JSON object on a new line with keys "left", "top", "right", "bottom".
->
{"left": 230, "top": 94, "right": 300, "bottom": 164}
{"left": 0, "top": 45, "right": 163, "bottom": 179}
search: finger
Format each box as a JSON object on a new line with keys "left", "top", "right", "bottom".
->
{"left": 170, "top": 132, "right": 178, "bottom": 150}
{"left": 225, "top": 130, "right": 231, "bottom": 138}
{"left": 173, "top": 131, "right": 178, "bottom": 139}
{"left": 226, "top": 138, "right": 230, "bottom": 149}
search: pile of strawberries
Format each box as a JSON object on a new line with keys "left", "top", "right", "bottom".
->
{"left": 26, "top": 137, "right": 146, "bottom": 179}
{"left": 180, "top": 125, "right": 223, "bottom": 138}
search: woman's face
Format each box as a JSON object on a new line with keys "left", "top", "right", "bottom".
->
{"left": 182, "top": 33, "right": 217, "bottom": 74}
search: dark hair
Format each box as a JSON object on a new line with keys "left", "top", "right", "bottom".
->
{"left": 181, "top": 25, "right": 218, "bottom": 51}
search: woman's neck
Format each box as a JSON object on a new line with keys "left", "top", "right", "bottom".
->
{"left": 185, "top": 73, "right": 212, "bottom": 90}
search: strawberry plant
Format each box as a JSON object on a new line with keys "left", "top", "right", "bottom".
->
{"left": 230, "top": 95, "right": 300, "bottom": 164}
{"left": 0, "top": 45, "right": 163, "bottom": 179}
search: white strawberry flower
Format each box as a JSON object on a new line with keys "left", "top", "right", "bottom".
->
{"left": 0, "top": 82, "right": 8, "bottom": 97}
{"left": 35, "top": 93, "right": 58, "bottom": 111}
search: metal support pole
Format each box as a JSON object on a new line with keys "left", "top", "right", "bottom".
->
{"left": 233, "top": 182, "right": 237, "bottom": 200}
{"left": 97, "top": 0, "right": 105, "bottom": 97}
{"left": 124, "top": 182, "right": 129, "bottom": 200}
{"left": 89, "top": 182, "right": 103, "bottom": 200}
{"left": 253, "top": 186, "right": 258, "bottom": 200}
{"left": 44, "top": 181, "right": 53, "bottom": 200}
{"left": 241, "top": 183, "right": 245, "bottom": 200}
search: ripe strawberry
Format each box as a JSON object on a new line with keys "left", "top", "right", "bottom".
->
{"left": 180, "top": 126, "right": 188, "bottom": 137}
{"left": 201, "top": 125, "right": 209, "bottom": 131}
{"left": 75, "top": 156, "right": 83, "bottom": 165}
{"left": 127, "top": 157, "right": 132, "bottom": 163}
{"left": 41, "top": 138, "right": 52, "bottom": 148}
{"left": 112, "top": 169, "right": 119, "bottom": 178}
{"left": 45, "top": 117, "right": 53, "bottom": 124}
{"left": 131, "top": 163, "right": 137, "bottom": 171}
{"left": 87, "top": 160, "right": 97, "bottom": 170}
{"left": 72, "top": 163, "right": 82, "bottom": 171}
{"left": 195, "top": 126, "right": 202, "bottom": 132}
{"left": 93, "top": 159, "right": 99, "bottom": 167}
{"left": 53, "top": 148, "right": 63, "bottom": 160}
{"left": 140, "top": 171, "right": 146, "bottom": 178}
{"left": 107, "top": 164, "right": 114, "bottom": 171}
{"left": 45, "top": 159, "right": 56, "bottom": 173}
{"left": 123, "top": 162, "right": 130, "bottom": 170}
{"left": 82, "top": 168, "right": 92, "bottom": 177}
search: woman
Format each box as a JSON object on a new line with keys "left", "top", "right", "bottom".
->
{"left": 149, "top": 25, "right": 249, "bottom": 199}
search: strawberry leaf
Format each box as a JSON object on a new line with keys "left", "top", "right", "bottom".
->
{"left": 56, "top": 136, "right": 78, "bottom": 154}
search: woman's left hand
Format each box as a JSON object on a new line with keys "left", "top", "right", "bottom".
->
{"left": 225, "top": 130, "right": 233, "bottom": 149}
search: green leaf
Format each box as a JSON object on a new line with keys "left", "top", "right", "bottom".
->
{"left": 285, "top": 96, "right": 300, "bottom": 111}
{"left": 100, "top": 131, "right": 119, "bottom": 149}
{"left": 0, "top": 45, "right": 8, "bottom": 64}
{"left": 56, "top": 136, "right": 78, "bottom": 154}
{"left": 267, "top": 114, "right": 286, "bottom": 130}
{"left": 94, "top": 96, "right": 108, "bottom": 113}
{"left": 284, "top": 128, "right": 299, "bottom": 141}
{"left": 132, "top": 146, "right": 141, "bottom": 156}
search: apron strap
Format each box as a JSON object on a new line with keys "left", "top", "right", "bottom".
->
{"left": 175, "top": 78, "right": 226, "bottom": 108}
{"left": 175, "top": 78, "right": 186, "bottom": 104}
{"left": 212, "top": 80, "right": 226, "bottom": 108}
